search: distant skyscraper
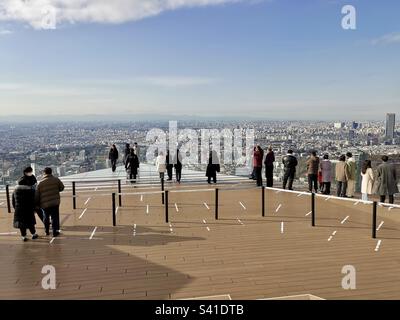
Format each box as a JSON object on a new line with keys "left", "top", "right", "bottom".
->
{"left": 334, "top": 122, "right": 345, "bottom": 129}
{"left": 352, "top": 121, "right": 358, "bottom": 130}
{"left": 385, "top": 113, "right": 395, "bottom": 139}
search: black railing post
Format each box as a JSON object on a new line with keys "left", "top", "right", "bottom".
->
{"left": 311, "top": 192, "right": 315, "bottom": 227}
{"left": 372, "top": 201, "right": 377, "bottom": 239}
{"left": 165, "top": 190, "right": 169, "bottom": 223}
{"left": 112, "top": 192, "right": 116, "bottom": 227}
{"left": 6, "top": 185, "right": 11, "bottom": 213}
{"left": 215, "top": 188, "right": 219, "bottom": 220}
{"left": 118, "top": 179, "right": 122, "bottom": 207}
{"left": 72, "top": 181, "right": 76, "bottom": 210}
{"left": 161, "top": 178, "right": 165, "bottom": 205}
{"left": 262, "top": 186, "right": 265, "bottom": 217}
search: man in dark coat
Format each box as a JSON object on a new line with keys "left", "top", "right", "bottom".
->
{"left": 12, "top": 178, "right": 38, "bottom": 242}
{"left": 306, "top": 151, "right": 320, "bottom": 193}
{"left": 174, "top": 149, "right": 183, "bottom": 183}
{"left": 374, "top": 155, "right": 399, "bottom": 204}
{"left": 264, "top": 147, "right": 275, "bottom": 187}
{"left": 282, "top": 149, "right": 298, "bottom": 190}
{"left": 206, "top": 150, "right": 220, "bottom": 184}
{"left": 35, "top": 167, "right": 64, "bottom": 237}
{"left": 253, "top": 145, "right": 264, "bottom": 187}
{"left": 166, "top": 150, "right": 174, "bottom": 181}
{"left": 125, "top": 149, "right": 140, "bottom": 183}
{"left": 123, "top": 143, "right": 130, "bottom": 166}
{"left": 18, "top": 166, "right": 44, "bottom": 222}
{"left": 109, "top": 144, "right": 119, "bottom": 172}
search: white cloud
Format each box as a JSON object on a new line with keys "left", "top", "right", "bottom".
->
{"left": 371, "top": 32, "right": 400, "bottom": 45}
{"left": 135, "top": 76, "right": 219, "bottom": 87}
{"left": 0, "top": 0, "right": 245, "bottom": 29}
{"left": 0, "top": 28, "right": 12, "bottom": 35}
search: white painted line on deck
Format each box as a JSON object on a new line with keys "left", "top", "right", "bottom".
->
{"left": 49, "top": 237, "right": 56, "bottom": 244}
{"left": 146, "top": 205, "right": 149, "bottom": 214}
{"left": 206, "top": 227, "right": 210, "bottom": 231}
{"left": 353, "top": 201, "right": 360, "bottom": 206}
{"left": 305, "top": 211, "right": 312, "bottom": 216}
{"left": 78, "top": 208, "right": 87, "bottom": 220}
{"left": 275, "top": 204, "right": 282, "bottom": 213}
{"left": 328, "top": 230, "right": 337, "bottom": 241}
{"left": 89, "top": 227, "right": 97, "bottom": 240}
{"left": 175, "top": 203, "right": 179, "bottom": 212}
{"left": 328, "top": 236, "right": 333, "bottom": 242}
{"left": 203, "top": 219, "right": 207, "bottom": 224}
{"left": 388, "top": 207, "right": 394, "bottom": 211}
{"left": 275, "top": 190, "right": 282, "bottom": 194}
{"left": 0, "top": 232, "right": 18, "bottom": 236}
{"left": 116, "top": 206, "right": 119, "bottom": 214}
{"left": 325, "top": 196, "right": 332, "bottom": 201}
{"left": 140, "top": 195, "right": 143, "bottom": 202}
{"left": 94, "top": 187, "right": 98, "bottom": 191}
{"left": 332, "top": 230, "right": 337, "bottom": 236}
{"left": 341, "top": 216, "right": 349, "bottom": 224}
{"left": 377, "top": 221, "right": 384, "bottom": 231}
{"left": 237, "top": 219, "right": 244, "bottom": 225}
{"left": 133, "top": 224, "right": 137, "bottom": 236}
{"left": 0, "top": 202, "right": 4, "bottom": 206}
{"left": 239, "top": 201, "right": 246, "bottom": 210}
{"left": 281, "top": 222, "right": 284, "bottom": 234}
{"left": 375, "top": 240, "right": 382, "bottom": 252}
{"left": 84, "top": 197, "right": 91, "bottom": 205}
{"left": 203, "top": 202, "right": 210, "bottom": 210}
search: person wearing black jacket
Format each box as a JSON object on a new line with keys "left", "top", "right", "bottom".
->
{"left": 123, "top": 143, "right": 130, "bottom": 165}
{"left": 282, "top": 149, "right": 298, "bottom": 190}
{"left": 109, "top": 144, "right": 119, "bottom": 172}
{"left": 264, "top": 147, "right": 275, "bottom": 187}
{"left": 12, "top": 178, "right": 38, "bottom": 242}
{"left": 166, "top": 150, "right": 173, "bottom": 181}
{"left": 174, "top": 149, "right": 183, "bottom": 183}
{"left": 206, "top": 150, "right": 220, "bottom": 184}
{"left": 125, "top": 149, "right": 139, "bottom": 183}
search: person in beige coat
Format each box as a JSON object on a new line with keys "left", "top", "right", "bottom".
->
{"left": 335, "top": 155, "right": 349, "bottom": 197}
{"left": 361, "top": 160, "right": 374, "bottom": 201}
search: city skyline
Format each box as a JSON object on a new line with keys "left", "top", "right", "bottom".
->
{"left": 0, "top": 0, "right": 399, "bottom": 119}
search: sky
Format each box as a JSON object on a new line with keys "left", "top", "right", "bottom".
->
{"left": 0, "top": 0, "right": 399, "bottom": 120}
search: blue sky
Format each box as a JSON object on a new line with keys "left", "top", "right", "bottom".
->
{"left": 0, "top": 0, "right": 399, "bottom": 120}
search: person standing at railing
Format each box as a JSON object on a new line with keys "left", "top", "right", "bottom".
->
{"left": 346, "top": 152, "right": 357, "bottom": 198}
{"left": 361, "top": 160, "right": 374, "bottom": 201}
{"left": 174, "top": 149, "right": 183, "bottom": 184}
{"left": 166, "top": 150, "right": 173, "bottom": 181}
{"left": 282, "top": 149, "right": 298, "bottom": 191}
{"left": 156, "top": 151, "right": 167, "bottom": 180}
{"left": 35, "top": 167, "right": 64, "bottom": 237}
{"left": 320, "top": 154, "right": 332, "bottom": 195}
{"left": 335, "top": 155, "right": 349, "bottom": 197}
{"left": 125, "top": 149, "right": 139, "bottom": 184}
{"left": 108, "top": 144, "right": 119, "bottom": 173}
{"left": 264, "top": 147, "right": 275, "bottom": 187}
{"left": 12, "top": 175, "right": 38, "bottom": 242}
{"left": 306, "top": 151, "right": 320, "bottom": 193}
{"left": 206, "top": 150, "right": 220, "bottom": 184}
{"left": 374, "top": 155, "right": 398, "bottom": 204}
{"left": 123, "top": 143, "right": 130, "bottom": 166}
{"left": 253, "top": 145, "right": 264, "bottom": 187}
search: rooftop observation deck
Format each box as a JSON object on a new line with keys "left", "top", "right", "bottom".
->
{"left": 0, "top": 166, "right": 400, "bottom": 300}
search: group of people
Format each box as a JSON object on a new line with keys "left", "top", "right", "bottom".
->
{"left": 108, "top": 142, "right": 140, "bottom": 174}
{"left": 252, "top": 147, "right": 398, "bottom": 204}
{"left": 12, "top": 167, "right": 64, "bottom": 242}
{"left": 155, "top": 150, "right": 183, "bottom": 183}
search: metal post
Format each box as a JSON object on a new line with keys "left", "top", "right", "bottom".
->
{"left": 72, "top": 181, "right": 76, "bottom": 210}
{"left": 6, "top": 185, "right": 11, "bottom": 213}
{"left": 215, "top": 188, "right": 219, "bottom": 220}
{"left": 311, "top": 192, "right": 315, "bottom": 227}
{"left": 112, "top": 192, "right": 116, "bottom": 227}
{"left": 262, "top": 186, "right": 265, "bottom": 217}
{"left": 118, "top": 179, "right": 122, "bottom": 207}
{"left": 165, "top": 190, "right": 169, "bottom": 223}
{"left": 372, "top": 201, "right": 377, "bottom": 239}
{"left": 161, "top": 178, "right": 165, "bottom": 205}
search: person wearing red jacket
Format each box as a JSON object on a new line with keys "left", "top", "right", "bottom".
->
{"left": 253, "top": 145, "right": 264, "bottom": 187}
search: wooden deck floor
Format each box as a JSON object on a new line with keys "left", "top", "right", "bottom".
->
{"left": 1, "top": 184, "right": 400, "bottom": 300}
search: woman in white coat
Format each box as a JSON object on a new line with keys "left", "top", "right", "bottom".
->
{"left": 156, "top": 151, "right": 167, "bottom": 180}
{"left": 361, "top": 160, "right": 374, "bottom": 201}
